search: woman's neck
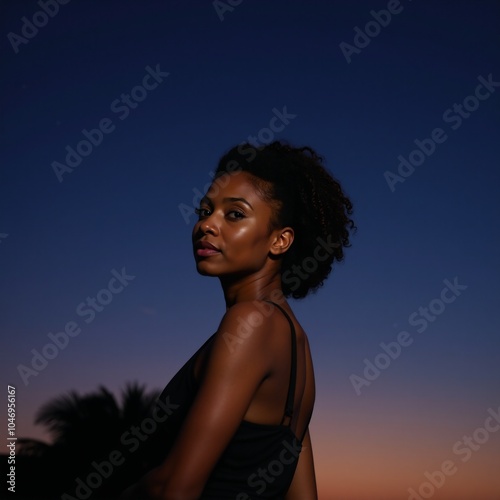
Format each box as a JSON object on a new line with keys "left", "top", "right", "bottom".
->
{"left": 220, "top": 271, "right": 284, "bottom": 309}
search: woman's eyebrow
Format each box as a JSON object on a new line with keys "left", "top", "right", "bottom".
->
{"left": 202, "top": 196, "right": 253, "bottom": 210}
{"left": 223, "top": 197, "right": 253, "bottom": 210}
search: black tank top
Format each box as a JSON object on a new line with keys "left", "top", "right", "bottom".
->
{"left": 150, "top": 301, "right": 303, "bottom": 499}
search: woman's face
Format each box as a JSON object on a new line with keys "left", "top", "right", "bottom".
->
{"left": 192, "top": 171, "right": 280, "bottom": 278}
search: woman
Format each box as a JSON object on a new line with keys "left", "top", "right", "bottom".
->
{"left": 123, "top": 140, "right": 355, "bottom": 499}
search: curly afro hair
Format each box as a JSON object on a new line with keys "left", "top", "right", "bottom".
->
{"left": 214, "top": 140, "right": 356, "bottom": 299}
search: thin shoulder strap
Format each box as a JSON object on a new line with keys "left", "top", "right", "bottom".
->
{"left": 264, "top": 300, "right": 297, "bottom": 426}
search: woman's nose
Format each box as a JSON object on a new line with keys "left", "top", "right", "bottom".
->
{"left": 200, "top": 214, "right": 219, "bottom": 235}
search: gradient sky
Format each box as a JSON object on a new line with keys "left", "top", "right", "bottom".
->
{"left": 1, "top": 1, "right": 499, "bottom": 498}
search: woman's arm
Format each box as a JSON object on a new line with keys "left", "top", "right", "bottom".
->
{"left": 285, "top": 428, "right": 318, "bottom": 500}
{"left": 132, "top": 302, "right": 280, "bottom": 499}
{"left": 119, "top": 466, "right": 166, "bottom": 499}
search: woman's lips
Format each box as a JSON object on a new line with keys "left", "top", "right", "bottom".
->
{"left": 196, "top": 248, "right": 221, "bottom": 257}
{"left": 195, "top": 241, "right": 221, "bottom": 257}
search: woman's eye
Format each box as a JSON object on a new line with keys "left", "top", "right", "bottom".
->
{"left": 228, "top": 210, "right": 245, "bottom": 220}
{"left": 195, "top": 207, "right": 211, "bottom": 218}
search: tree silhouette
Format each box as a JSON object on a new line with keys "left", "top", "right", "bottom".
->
{"left": 17, "top": 382, "right": 160, "bottom": 499}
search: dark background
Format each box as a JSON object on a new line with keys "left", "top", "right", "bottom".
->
{"left": 1, "top": 1, "right": 499, "bottom": 498}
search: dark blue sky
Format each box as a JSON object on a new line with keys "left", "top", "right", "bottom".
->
{"left": 1, "top": 1, "right": 499, "bottom": 497}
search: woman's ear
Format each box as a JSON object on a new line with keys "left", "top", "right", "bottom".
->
{"left": 269, "top": 227, "right": 294, "bottom": 256}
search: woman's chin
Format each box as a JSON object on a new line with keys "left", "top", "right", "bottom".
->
{"left": 195, "top": 262, "right": 220, "bottom": 277}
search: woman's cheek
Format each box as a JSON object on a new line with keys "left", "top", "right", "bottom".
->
{"left": 230, "top": 225, "right": 253, "bottom": 242}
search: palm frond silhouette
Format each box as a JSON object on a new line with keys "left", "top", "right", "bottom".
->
{"left": 16, "top": 382, "right": 160, "bottom": 499}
